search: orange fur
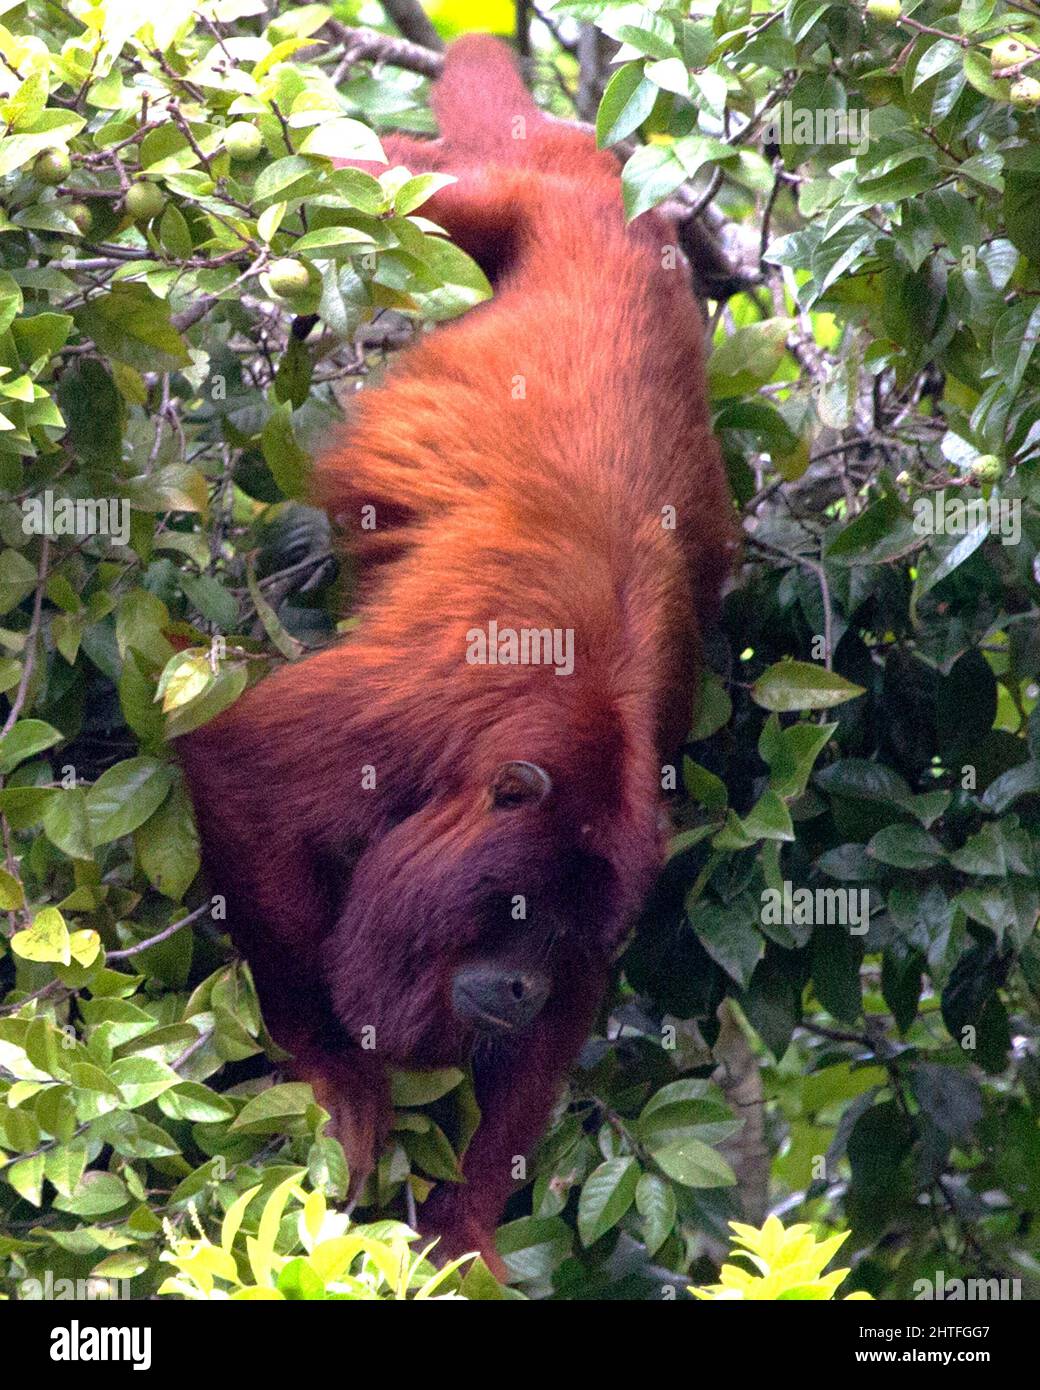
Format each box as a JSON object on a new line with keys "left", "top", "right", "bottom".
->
{"left": 180, "top": 36, "right": 738, "bottom": 1272}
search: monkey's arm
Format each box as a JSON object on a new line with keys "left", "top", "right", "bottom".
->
{"left": 418, "top": 966, "right": 607, "bottom": 1277}
{"left": 177, "top": 643, "right": 377, "bottom": 964}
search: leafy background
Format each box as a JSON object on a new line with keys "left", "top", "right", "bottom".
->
{"left": 1, "top": 0, "right": 1039, "bottom": 1300}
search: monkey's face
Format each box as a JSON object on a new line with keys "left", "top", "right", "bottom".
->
{"left": 323, "top": 730, "right": 663, "bottom": 1067}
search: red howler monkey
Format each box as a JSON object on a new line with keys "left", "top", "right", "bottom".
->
{"left": 179, "top": 34, "right": 738, "bottom": 1275}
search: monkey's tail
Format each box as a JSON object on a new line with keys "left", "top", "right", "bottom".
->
{"left": 429, "top": 34, "right": 620, "bottom": 183}
{"left": 430, "top": 34, "right": 544, "bottom": 159}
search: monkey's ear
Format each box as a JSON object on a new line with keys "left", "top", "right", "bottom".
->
{"left": 489, "top": 761, "right": 552, "bottom": 810}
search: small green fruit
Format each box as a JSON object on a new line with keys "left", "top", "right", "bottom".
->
{"left": 224, "top": 121, "right": 263, "bottom": 162}
{"left": 124, "top": 181, "right": 166, "bottom": 223}
{"left": 32, "top": 147, "right": 71, "bottom": 186}
{"left": 67, "top": 202, "right": 93, "bottom": 235}
{"left": 866, "top": 0, "right": 901, "bottom": 21}
{"left": 267, "top": 258, "right": 311, "bottom": 300}
{"left": 1009, "top": 76, "right": 1040, "bottom": 108}
{"left": 971, "top": 455, "right": 1004, "bottom": 483}
{"left": 991, "top": 36, "right": 1029, "bottom": 73}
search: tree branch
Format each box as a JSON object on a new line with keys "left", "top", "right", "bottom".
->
{"left": 325, "top": 22, "right": 444, "bottom": 79}
{"left": 382, "top": 0, "right": 444, "bottom": 51}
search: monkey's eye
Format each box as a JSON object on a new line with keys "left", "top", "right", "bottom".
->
{"left": 489, "top": 760, "right": 552, "bottom": 810}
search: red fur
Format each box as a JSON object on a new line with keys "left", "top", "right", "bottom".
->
{"left": 179, "top": 36, "right": 738, "bottom": 1276}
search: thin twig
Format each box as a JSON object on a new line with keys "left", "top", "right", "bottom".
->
{"left": 107, "top": 900, "right": 214, "bottom": 960}
{"left": 1, "top": 538, "right": 50, "bottom": 739}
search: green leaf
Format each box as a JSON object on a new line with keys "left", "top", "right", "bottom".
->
{"left": 752, "top": 661, "right": 865, "bottom": 712}
{"left": 135, "top": 779, "right": 200, "bottom": 900}
{"left": 231, "top": 1082, "right": 314, "bottom": 1133}
{"left": 158, "top": 1083, "right": 235, "bottom": 1123}
{"left": 577, "top": 1157, "right": 640, "bottom": 1246}
{"left": 910, "top": 1063, "right": 982, "bottom": 1141}
{"left": 652, "top": 1139, "right": 735, "bottom": 1188}
{"left": 390, "top": 1068, "right": 465, "bottom": 1107}
{"left": 0, "top": 112, "right": 85, "bottom": 178}
{"left": 0, "top": 549, "right": 38, "bottom": 615}
{"left": 86, "top": 757, "right": 175, "bottom": 846}
{"left": 741, "top": 789, "right": 795, "bottom": 841}
{"left": 7, "top": 1154, "right": 45, "bottom": 1206}
{"left": 292, "top": 224, "right": 380, "bottom": 255}
{"left": 11, "top": 906, "right": 71, "bottom": 965}
{"left": 246, "top": 555, "right": 305, "bottom": 660}
{"left": 496, "top": 1216, "right": 572, "bottom": 1282}
{"left": 596, "top": 63, "right": 658, "bottom": 147}
{"left": 76, "top": 284, "right": 191, "bottom": 373}
{"left": 645, "top": 56, "right": 690, "bottom": 96}
{"left": 912, "top": 521, "right": 990, "bottom": 606}
{"left": 56, "top": 358, "right": 125, "bottom": 469}
{"left": 0, "top": 719, "right": 61, "bottom": 774}
{"left": 126, "top": 463, "right": 209, "bottom": 514}
{"left": 110, "top": 1056, "right": 180, "bottom": 1108}
{"left": 1004, "top": 171, "right": 1040, "bottom": 265}
{"left": 299, "top": 118, "right": 384, "bottom": 162}
{"left": 394, "top": 172, "right": 456, "bottom": 215}
{"left": 691, "top": 671, "right": 732, "bottom": 740}
{"left": 811, "top": 928, "right": 863, "bottom": 1025}
{"left": 261, "top": 402, "right": 310, "bottom": 499}
{"left": 689, "top": 900, "right": 764, "bottom": 987}
{"left": 12, "top": 311, "right": 73, "bottom": 363}
{"left": 159, "top": 202, "right": 194, "bottom": 259}
{"left": 42, "top": 788, "right": 92, "bottom": 860}
{"left": 254, "top": 155, "right": 321, "bottom": 205}
{"left": 709, "top": 320, "right": 794, "bottom": 398}
{"left": 403, "top": 1118, "right": 462, "bottom": 1181}
{"left": 867, "top": 825, "right": 944, "bottom": 870}
{"left": 980, "top": 762, "right": 1040, "bottom": 815}
{"left": 178, "top": 573, "right": 239, "bottom": 629}
{"left": 53, "top": 1171, "right": 129, "bottom": 1217}
{"left": 0, "top": 866, "right": 24, "bottom": 909}
{"left": 683, "top": 757, "right": 727, "bottom": 811}
{"left": 635, "top": 1172, "right": 676, "bottom": 1256}
{"left": 759, "top": 716, "right": 837, "bottom": 799}
{"left": 815, "top": 758, "right": 911, "bottom": 806}
{"left": 621, "top": 143, "right": 688, "bottom": 219}
{"left": 408, "top": 237, "right": 492, "bottom": 321}
{"left": 165, "top": 662, "right": 248, "bottom": 738}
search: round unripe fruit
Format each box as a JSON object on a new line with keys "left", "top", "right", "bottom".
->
{"left": 267, "top": 258, "right": 311, "bottom": 300}
{"left": 971, "top": 455, "right": 1004, "bottom": 483}
{"left": 33, "top": 147, "right": 71, "bottom": 186}
{"left": 991, "top": 36, "right": 1029, "bottom": 73}
{"left": 224, "top": 121, "right": 263, "bottom": 161}
{"left": 124, "top": 181, "right": 166, "bottom": 223}
{"left": 1009, "top": 76, "right": 1040, "bottom": 108}
{"left": 67, "top": 202, "right": 93, "bottom": 235}
{"left": 866, "top": 0, "right": 901, "bottom": 21}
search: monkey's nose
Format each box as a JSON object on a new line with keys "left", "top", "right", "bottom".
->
{"left": 451, "top": 965, "right": 550, "bottom": 1033}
